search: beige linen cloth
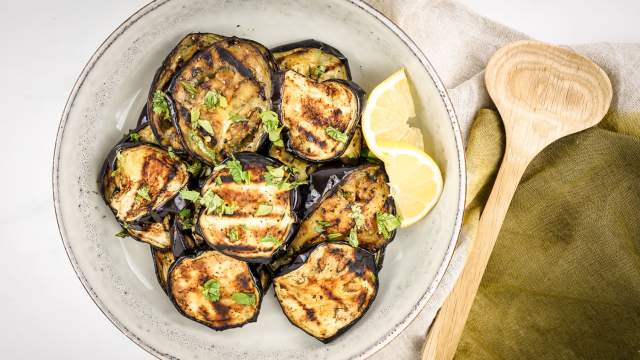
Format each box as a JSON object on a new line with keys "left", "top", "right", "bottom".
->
{"left": 365, "top": 0, "right": 640, "bottom": 359}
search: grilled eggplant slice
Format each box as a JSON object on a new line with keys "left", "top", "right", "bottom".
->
{"left": 290, "top": 164, "right": 396, "bottom": 253}
{"left": 273, "top": 242, "right": 378, "bottom": 342}
{"left": 170, "top": 43, "right": 270, "bottom": 164}
{"left": 268, "top": 144, "right": 318, "bottom": 181}
{"left": 196, "top": 153, "right": 301, "bottom": 263}
{"left": 127, "top": 215, "right": 172, "bottom": 248}
{"left": 272, "top": 39, "right": 351, "bottom": 81}
{"left": 278, "top": 70, "right": 364, "bottom": 162}
{"left": 151, "top": 247, "right": 174, "bottom": 294}
{"left": 216, "top": 37, "right": 276, "bottom": 99}
{"left": 100, "top": 143, "right": 189, "bottom": 223}
{"left": 168, "top": 250, "right": 262, "bottom": 330}
{"left": 147, "top": 33, "right": 225, "bottom": 150}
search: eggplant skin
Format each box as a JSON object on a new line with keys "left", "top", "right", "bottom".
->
{"left": 272, "top": 39, "right": 351, "bottom": 81}
{"left": 278, "top": 70, "right": 364, "bottom": 162}
{"left": 151, "top": 246, "right": 175, "bottom": 294}
{"left": 167, "top": 250, "right": 262, "bottom": 330}
{"left": 170, "top": 44, "right": 270, "bottom": 164}
{"left": 196, "top": 153, "right": 300, "bottom": 263}
{"left": 100, "top": 143, "right": 189, "bottom": 223}
{"left": 273, "top": 242, "right": 378, "bottom": 342}
{"left": 290, "top": 164, "right": 396, "bottom": 253}
{"left": 267, "top": 145, "right": 318, "bottom": 182}
{"left": 147, "top": 33, "right": 225, "bottom": 150}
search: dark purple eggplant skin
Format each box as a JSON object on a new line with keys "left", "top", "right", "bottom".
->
{"left": 166, "top": 249, "right": 264, "bottom": 331}
{"left": 272, "top": 241, "right": 379, "bottom": 343}
{"left": 194, "top": 152, "right": 304, "bottom": 264}
{"left": 270, "top": 39, "right": 352, "bottom": 80}
{"left": 272, "top": 72, "right": 366, "bottom": 163}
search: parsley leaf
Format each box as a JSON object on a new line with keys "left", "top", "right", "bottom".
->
{"left": 200, "top": 190, "right": 224, "bottom": 213}
{"left": 327, "top": 232, "right": 342, "bottom": 240}
{"left": 222, "top": 203, "right": 238, "bottom": 215}
{"left": 260, "top": 111, "right": 284, "bottom": 147}
{"left": 215, "top": 176, "right": 223, "bottom": 186}
{"left": 376, "top": 212, "right": 401, "bottom": 239}
{"left": 350, "top": 204, "right": 366, "bottom": 230}
{"left": 179, "top": 188, "right": 201, "bottom": 203}
{"left": 260, "top": 234, "right": 281, "bottom": 246}
{"left": 204, "top": 90, "right": 228, "bottom": 109}
{"left": 152, "top": 90, "right": 170, "bottom": 120}
{"left": 202, "top": 279, "right": 220, "bottom": 302}
{"left": 227, "top": 159, "right": 250, "bottom": 184}
{"left": 227, "top": 228, "right": 239, "bottom": 242}
{"left": 189, "top": 131, "right": 217, "bottom": 161}
{"left": 326, "top": 126, "right": 349, "bottom": 143}
{"left": 178, "top": 208, "right": 194, "bottom": 230}
{"left": 129, "top": 132, "right": 141, "bottom": 142}
{"left": 190, "top": 108, "right": 200, "bottom": 129}
{"left": 229, "top": 111, "right": 247, "bottom": 123}
{"left": 348, "top": 228, "right": 359, "bottom": 247}
{"left": 136, "top": 186, "right": 151, "bottom": 202}
{"left": 198, "top": 120, "right": 215, "bottom": 135}
{"left": 115, "top": 229, "right": 129, "bottom": 238}
{"left": 232, "top": 292, "right": 256, "bottom": 305}
{"left": 314, "top": 220, "right": 332, "bottom": 233}
{"left": 264, "top": 165, "right": 286, "bottom": 186}
{"left": 255, "top": 203, "right": 273, "bottom": 216}
{"left": 310, "top": 65, "right": 326, "bottom": 79}
{"left": 167, "top": 146, "right": 177, "bottom": 160}
{"left": 186, "top": 160, "right": 202, "bottom": 175}
{"left": 178, "top": 208, "right": 192, "bottom": 219}
{"left": 181, "top": 81, "right": 198, "bottom": 98}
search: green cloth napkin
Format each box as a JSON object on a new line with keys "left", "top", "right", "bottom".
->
{"left": 457, "top": 110, "right": 640, "bottom": 359}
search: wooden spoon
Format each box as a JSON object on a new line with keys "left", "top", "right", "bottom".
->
{"left": 421, "top": 40, "right": 612, "bottom": 360}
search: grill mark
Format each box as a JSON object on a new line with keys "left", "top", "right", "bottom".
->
{"left": 296, "top": 126, "right": 327, "bottom": 149}
{"left": 216, "top": 46, "right": 255, "bottom": 82}
{"left": 320, "top": 284, "right": 345, "bottom": 306}
{"left": 211, "top": 301, "right": 231, "bottom": 321}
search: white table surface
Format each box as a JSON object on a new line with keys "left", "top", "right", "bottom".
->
{"left": 1, "top": 0, "right": 637, "bottom": 359}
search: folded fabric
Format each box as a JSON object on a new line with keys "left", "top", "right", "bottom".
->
{"left": 366, "top": 0, "right": 640, "bottom": 358}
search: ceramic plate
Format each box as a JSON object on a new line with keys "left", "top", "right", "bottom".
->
{"left": 53, "top": 0, "right": 465, "bottom": 358}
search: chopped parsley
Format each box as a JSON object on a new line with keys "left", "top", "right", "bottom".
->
{"left": 255, "top": 203, "right": 273, "bottom": 216}
{"left": 264, "top": 165, "right": 305, "bottom": 190}
{"left": 314, "top": 220, "right": 332, "bottom": 233}
{"left": 129, "top": 132, "right": 141, "bottom": 142}
{"left": 326, "top": 126, "right": 348, "bottom": 143}
{"left": 260, "top": 111, "right": 284, "bottom": 147}
{"left": 198, "top": 120, "right": 215, "bottom": 135}
{"left": 227, "top": 228, "right": 239, "bottom": 242}
{"left": 190, "top": 108, "right": 200, "bottom": 129}
{"left": 350, "top": 204, "right": 366, "bottom": 229}
{"left": 181, "top": 81, "right": 198, "bottom": 98}
{"left": 227, "top": 159, "right": 250, "bottom": 184}
{"left": 135, "top": 186, "right": 151, "bottom": 202}
{"left": 232, "top": 292, "right": 256, "bottom": 305}
{"left": 348, "top": 228, "right": 359, "bottom": 248}
{"left": 115, "top": 229, "right": 129, "bottom": 238}
{"left": 186, "top": 160, "right": 202, "bottom": 175}
{"left": 200, "top": 190, "right": 224, "bottom": 213}
{"left": 167, "top": 146, "right": 177, "bottom": 160}
{"left": 260, "top": 234, "right": 280, "bottom": 246}
{"left": 202, "top": 279, "right": 220, "bottom": 302}
{"left": 178, "top": 208, "right": 192, "bottom": 219}
{"left": 361, "top": 147, "right": 381, "bottom": 164}
{"left": 215, "top": 176, "right": 223, "bottom": 186}
{"left": 229, "top": 111, "right": 247, "bottom": 123}
{"left": 223, "top": 203, "right": 239, "bottom": 215}
{"left": 310, "top": 65, "right": 326, "bottom": 79}
{"left": 189, "top": 131, "right": 217, "bottom": 161}
{"left": 152, "top": 90, "right": 170, "bottom": 120}
{"left": 376, "top": 212, "right": 401, "bottom": 239}
{"left": 203, "top": 90, "right": 227, "bottom": 109}
{"left": 178, "top": 208, "right": 194, "bottom": 229}
{"left": 179, "top": 188, "right": 201, "bottom": 203}
{"left": 327, "top": 232, "right": 342, "bottom": 240}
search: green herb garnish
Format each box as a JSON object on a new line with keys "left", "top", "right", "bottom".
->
{"left": 178, "top": 208, "right": 194, "bottom": 230}
{"left": 327, "top": 232, "right": 342, "bottom": 240}
{"left": 232, "top": 292, "right": 256, "bottom": 305}
{"left": 222, "top": 203, "right": 239, "bottom": 215}
{"left": 376, "top": 212, "right": 401, "bottom": 239}
{"left": 215, "top": 176, "right": 223, "bottom": 186}
{"left": 152, "top": 90, "right": 170, "bottom": 120}
{"left": 115, "top": 229, "right": 129, "bottom": 238}
{"left": 190, "top": 108, "right": 200, "bottom": 129}
{"left": 260, "top": 111, "right": 284, "bottom": 147}
{"left": 260, "top": 234, "right": 280, "bottom": 246}
{"left": 326, "top": 126, "right": 348, "bottom": 143}
{"left": 350, "top": 204, "right": 366, "bottom": 229}
{"left": 189, "top": 131, "right": 217, "bottom": 161}
{"left": 186, "top": 160, "right": 202, "bottom": 175}
{"left": 198, "top": 120, "right": 215, "bottom": 135}
{"left": 129, "top": 132, "right": 141, "bottom": 142}
{"left": 178, "top": 208, "right": 192, "bottom": 219}
{"left": 229, "top": 111, "right": 247, "bottom": 123}
{"left": 227, "top": 228, "right": 239, "bottom": 242}
{"left": 348, "top": 228, "right": 359, "bottom": 247}
{"left": 181, "top": 81, "right": 198, "bottom": 98}
{"left": 227, "top": 159, "right": 250, "bottom": 184}
{"left": 264, "top": 165, "right": 286, "bottom": 186}
{"left": 255, "top": 203, "right": 273, "bottom": 216}
{"left": 179, "top": 188, "right": 201, "bottom": 203}
{"left": 201, "top": 190, "right": 224, "bottom": 213}
{"left": 135, "top": 186, "right": 151, "bottom": 202}
{"left": 167, "top": 146, "right": 177, "bottom": 160}
{"left": 314, "top": 220, "right": 332, "bottom": 233}
{"left": 202, "top": 279, "right": 220, "bottom": 302}
{"left": 204, "top": 90, "right": 227, "bottom": 109}
{"left": 310, "top": 65, "right": 326, "bottom": 79}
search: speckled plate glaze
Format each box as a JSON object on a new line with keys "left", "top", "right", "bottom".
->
{"left": 52, "top": 1, "right": 465, "bottom": 359}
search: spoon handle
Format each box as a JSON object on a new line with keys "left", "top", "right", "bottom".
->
{"left": 422, "top": 147, "right": 530, "bottom": 360}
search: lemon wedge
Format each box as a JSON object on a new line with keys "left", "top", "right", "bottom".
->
{"left": 376, "top": 141, "right": 443, "bottom": 227}
{"left": 362, "top": 68, "right": 424, "bottom": 157}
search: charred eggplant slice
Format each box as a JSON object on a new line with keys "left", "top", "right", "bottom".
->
{"left": 290, "top": 164, "right": 396, "bottom": 253}
{"left": 268, "top": 144, "right": 318, "bottom": 181}
{"left": 170, "top": 43, "right": 270, "bottom": 164}
{"left": 127, "top": 215, "right": 172, "bottom": 248}
{"left": 216, "top": 38, "right": 276, "bottom": 99}
{"left": 273, "top": 242, "right": 378, "bottom": 342}
{"left": 272, "top": 39, "right": 351, "bottom": 81}
{"left": 196, "top": 153, "right": 300, "bottom": 263}
{"left": 278, "top": 70, "right": 364, "bottom": 162}
{"left": 168, "top": 250, "right": 262, "bottom": 330}
{"left": 101, "top": 143, "right": 189, "bottom": 223}
{"left": 147, "top": 33, "right": 225, "bottom": 150}
{"left": 151, "top": 247, "right": 174, "bottom": 294}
